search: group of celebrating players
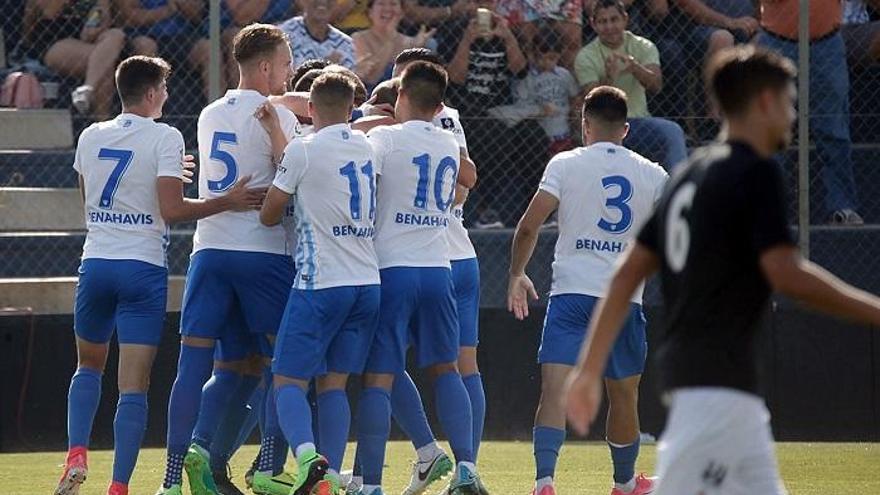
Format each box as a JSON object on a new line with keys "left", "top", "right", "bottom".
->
{"left": 55, "top": 17, "right": 880, "bottom": 495}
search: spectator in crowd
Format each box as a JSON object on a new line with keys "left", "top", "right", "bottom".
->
{"left": 333, "top": 0, "right": 371, "bottom": 33}
{"left": 23, "top": 0, "right": 125, "bottom": 117}
{"left": 575, "top": 0, "right": 688, "bottom": 170}
{"left": 119, "top": 0, "right": 209, "bottom": 100}
{"left": 226, "top": 0, "right": 294, "bottom": 25}
{"left": 511, "top": 28, "right": 579, "bottom": 154}
{"left": 673, "top": 0, "right": 758, "bottom": 64}
{"left": 543, "top": 0, "right": 585, "bottom": 68}
{"left": 842, "top": 0, "right": 880, "bottom": 70}
{"left": 278, "top": 0, "right": 356, "bottom": 68}
{"left": 400, "top": 0, "right": 473, "bottom": 32}
{"left": 290, "top": 57, "right": 332, "bottom": 88}
{"left": 352, "top": 0, "right": 436, "bottom": 89}
{"left": 441, "top": 0, "right": 548, "bottom": 227}
{"left": 758, "top": 0, "right": 863, "bottom": 225}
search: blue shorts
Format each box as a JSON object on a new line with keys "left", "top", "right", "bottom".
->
{"left": 181, "top": 249, "right": 294, "bottom": 352}
{"left": 539, "top": 294, "right": 647, "bottom": 380}
{"left": 451, "top": 258, "right": 480, "bottom": 347}
{"left": 366, "top": 267, "right": 459, "bottom": 373}
{"left": 74, "top": 259, "right": 167, "bottom": 346}
{"left": 212, "top": 311, "right": 271, "bottom": 362}
{"left": 273, "top": 285, "right": 380, "bottom": 379}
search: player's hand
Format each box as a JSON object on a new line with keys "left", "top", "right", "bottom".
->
{"left": 564, "top": 366, "right": 602, "bottom": 436}
{"left": 181, "top": 154, "right": 196, "bottom": 184}
{"left": 226, "top": 175, "right": 268, "bottom": 211}
{"left": 362, "top": 100, "right": 395, "bottom": 117}
{"left": 254, "top": 102, "right": 281, "bottom": 134}
{"left": 507, "top": 273, "right": 539, "bottom": 320}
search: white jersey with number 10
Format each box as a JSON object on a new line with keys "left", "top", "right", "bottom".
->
{"left": 193, "top": 89, "right": 301, "bottom": 256}
{"left": 433, "top": 105, "right": 477, "bottom": 261}
{"left": 368, "top": 121, "right": 460, "bottom": 269}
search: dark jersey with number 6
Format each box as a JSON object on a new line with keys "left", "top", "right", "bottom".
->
{"left": 637, "top": 141, "right": 795, "bottom": 394}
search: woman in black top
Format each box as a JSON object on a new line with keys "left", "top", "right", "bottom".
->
{"left": 24, "top": 0, "right": 126, "bottom": 117}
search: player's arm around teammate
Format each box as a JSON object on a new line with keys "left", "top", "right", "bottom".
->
{"left": 57, "top": 55, "right": 264, "bottom": 495}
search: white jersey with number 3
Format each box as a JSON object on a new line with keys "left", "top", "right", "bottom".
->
{"left": 540, "top": 142, "right": 668, "bottom": 302}
{"left": 193, "top": 89, "right": 301, "bottom": 255}
{"left": 433, "top": 105, "right": 477, "bottom": 261}
{"left": 368, "top": 121, "right": 460, "bottom": 269}
{"left": 73, "top": 113, "right": 184, "bottom": 268}
{"left": 273, "top": 124, "right": 380, "bottom": 290}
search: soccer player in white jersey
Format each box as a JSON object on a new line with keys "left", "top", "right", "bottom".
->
{"left": 56, "top": 56, "right": 263, "bottom": 495}
{"left": 157, "top": 24, "right": 302, "bottom": 495}
{"left": 350, "top": 48, "right": 485, "bottom": 495}
{"left": 260, "top": 72, "right": 381, "bottom": 495}
{"left": 354, "top": 61, "right": 484, "bottom": 495}
{"left": 508, "top": 87, "right": 668, "bottom": 495}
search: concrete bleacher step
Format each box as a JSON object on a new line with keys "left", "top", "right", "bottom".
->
{"left": 0, "top": 109, "right": 73, "bottom": 150}
{"left": 0, "top": 275, "right": 185, "bottom": 315}
{"left": 0, "top": 231, "right": 195, "bottom": 277}
{"left": 0, "top": 188, "right": 84, "bottom": 230}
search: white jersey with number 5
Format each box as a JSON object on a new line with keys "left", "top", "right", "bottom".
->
{"left": 273, "top": 124, "right": 380, "bottom": 290}
{"left": 193, "top": 89, "right": 301, "bottom": 255}
{"left": 368, "top": 121, "right": 460, "bottom": 269}
{"left": 540, "top": 142, "right": 668, "bottom": 303}
{"left": 73, "top": 113, "right": 184, "bottom": 268}
{"left": 433, "top": 105, "right": 477, "bottom": 261}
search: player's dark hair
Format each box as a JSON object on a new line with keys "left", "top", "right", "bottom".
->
{"left": 291, "top": 58, "right": 331, "bottom": 89}
{"left": 294, "top": 68, "right": 325, "bottom": 92}
{"left": 399, "top": 61, "right": 447, "bottom": 112}
{"left": 115, "top": 55, "right": 171, "bottom": 107}
{"left": 394, "top": 48, "right": 443, "bottom": 68}
{"left": 591, "top": 0, "right": 627, "bottom": 18}
{"left": 582, "top": 86, "right": 628, "bottom": 125}
{"left": 706, "top": 45, "right": 796, "bottom": 118}
{"left": 534, "top": 27, "right": 562, "bottom": 55}
{"left": 233, "top": 23, "right": 289, "bottom": 65}
{"left": 310, "top": 72, "right": 356, "bottom": 115}
{"left": 324, "top": 64, "right": 368, "bottom": 105}
{"left": 371, "top": 77, "right": 400, "bottom": 107}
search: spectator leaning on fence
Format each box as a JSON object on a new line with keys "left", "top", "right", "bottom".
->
{"left": 352, "top": 0, "right": 436, "bottom": 89}
{"left": 841, "top": 0, "right": 880, "bottom": 70}
{"left": 757, "top": 0, "right": 863, "bottom": 225}
{"left": 575, "top": 0, "right": 688, "bottom": 170}
{"left": 278, "top": 0, "right": 356, "bottom": 68}
{"left": 23, "top": 0, "right": 125, "bottom": 117}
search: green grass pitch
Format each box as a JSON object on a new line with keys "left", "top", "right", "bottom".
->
{"left": 3, "top": 441, "right": 877, "bottom": 494}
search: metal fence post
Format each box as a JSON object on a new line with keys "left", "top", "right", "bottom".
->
{"left": 208, "top": 0, "right": 222, "bottom": 102}
{"left": 797, "top": 0, "right": 810, "bottom": 258}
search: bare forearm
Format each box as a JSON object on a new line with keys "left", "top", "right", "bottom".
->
{"left": 504, "top": 35, "right": 527, "bottom": 73}
{"left": 165, "top": 196, "right": 234, "bottom": 224}
{"left": 631, "top": 63, "right": 662, "bottom": 93}
{"left": 121, "top": 5, "right": 174, "bottom": 26}
{"left": 404, "top": 3, "right": 451, "bottom": 25}
{"left": 448, "top": 38, "right": 473, "bottom": 84}
{"left": 510, "top": 227, "right": 539, "bottom": 275}
{"left": 781, "top": 261, "right": 880, "bottom": 326}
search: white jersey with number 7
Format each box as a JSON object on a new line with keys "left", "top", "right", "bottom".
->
{"left": 368, "top": 121, "right": 460, "bottom": 269}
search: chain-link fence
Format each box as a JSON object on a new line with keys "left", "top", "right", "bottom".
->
{"left": 2, "top": 0, "right": 880, "bottom": 302}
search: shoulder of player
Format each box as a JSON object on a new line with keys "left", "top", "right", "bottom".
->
{"left": 623, "top": 147, "right": 667, "bottom": 175}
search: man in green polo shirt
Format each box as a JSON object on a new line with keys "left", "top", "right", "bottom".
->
{"left": 574, "top": 0, "right": 688, "bottom": 171}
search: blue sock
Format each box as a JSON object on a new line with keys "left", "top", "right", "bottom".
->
{"left": 210, "top": 374, "right": 261, "bottom": 471}
{"left": 434, "top": 372, "right": 474, "bottom": 463}
{"left": 534, "top": 426, "right": 566, "bottom": 480}
{"left": 609, "top": 438, "right": 640, "bottom": 485}
{"left": 391, "top": 371, "right": 435, "bottom": 449}
{"left": 257, "top": 373, "right": 289, "bottom": 474}
{"left": 317, "top": 390, "right": 350, "bottom": 472}
{"left": 462, "top": 373, "right": 485, "bottom": 460}
{"left": 67, "top": 367, "right": 102, "bottom": 449}
{"left": 112, "top": 393, "right": 148, "bottom": 484}
{"left": 164, "top": 344, "right": 214, "bottom": 487}
{"left": 356, "top": 387, "right": 391, "bottom": 485}
{"left": 192, "top": 368, "right": 242, "bottom": 450}
{"left": 275, "top": 384, "right": 314, "bottom": 454}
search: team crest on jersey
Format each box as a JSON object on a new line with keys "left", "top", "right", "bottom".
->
{"left": 123, "top": 120, "right": 132, "bottom": 128}
{"left": 342, "top": 130, "right": 350, "bottom": 140}
{"left": 440, "top": 118, "right": 455, "bottom": 130}
{"left": 226, "top": 97, "right": 237, "bottom": 105}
